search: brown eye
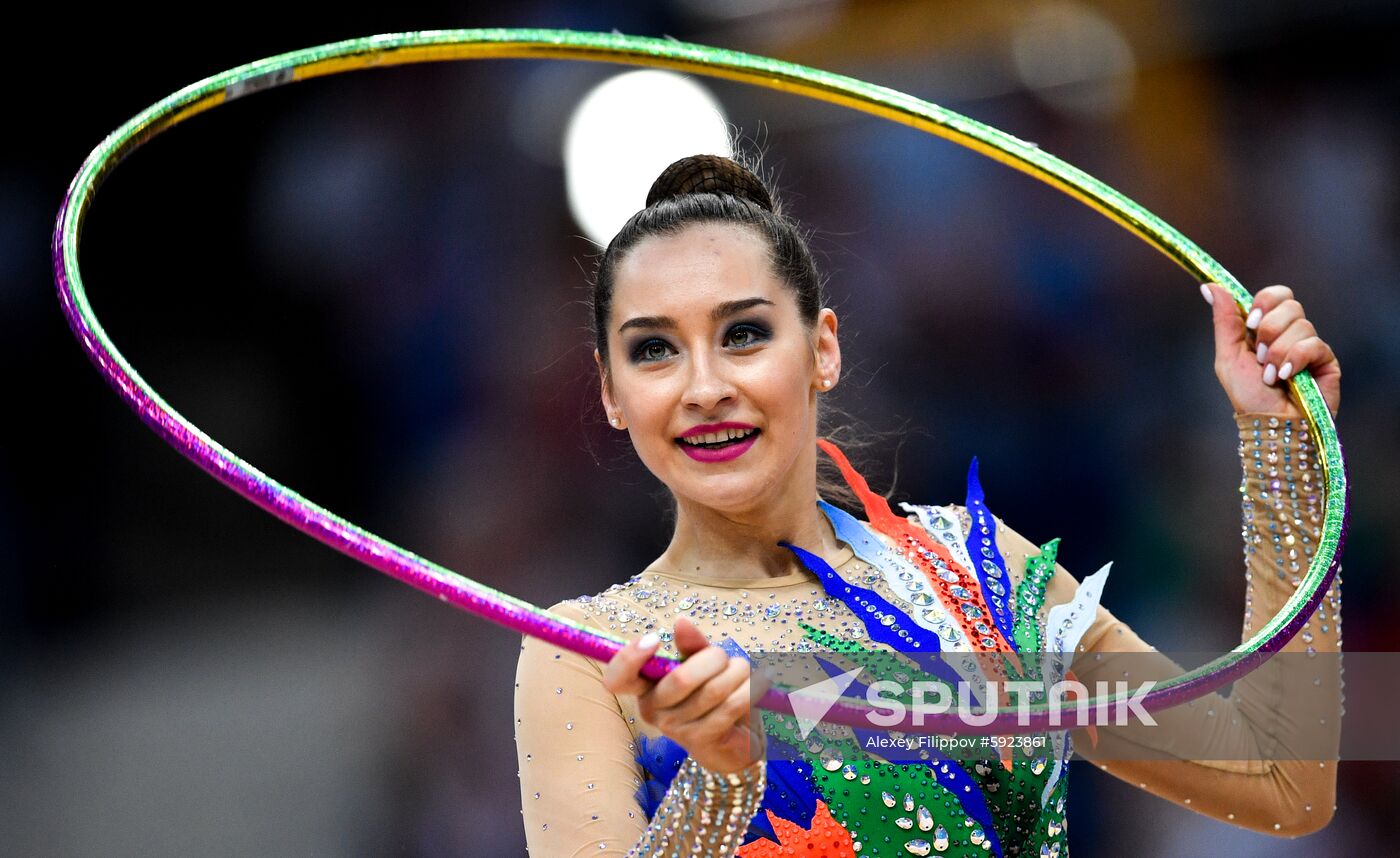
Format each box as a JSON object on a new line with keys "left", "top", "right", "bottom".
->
{"left": 632, "top": 338, "right": 674, "bottom": 363}
{"left": 725, "top": 323, "right": 769, "bottom": 349}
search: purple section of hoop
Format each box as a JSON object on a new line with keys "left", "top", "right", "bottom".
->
{"left": 50, "top": 186, "right": 681, "bottom": 681}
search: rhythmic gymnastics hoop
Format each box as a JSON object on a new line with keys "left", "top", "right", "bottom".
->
{"left": 53, "top": 29, "right": 1347, "bottom": 734}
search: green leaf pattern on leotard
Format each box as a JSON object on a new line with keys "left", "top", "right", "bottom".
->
{"left": 751, "top": 608, "right": 1070, "bottom": 857}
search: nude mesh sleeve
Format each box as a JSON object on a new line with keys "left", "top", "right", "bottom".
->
{"left": 987, "top": 412, "right": 1341, "bottom": 837}
{"left": 514, "top": 601, "right": 766, "bottom": 857}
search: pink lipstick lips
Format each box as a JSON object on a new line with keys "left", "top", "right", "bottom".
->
{"left": 676, "top": 422, "right": 760, "bottom": 463}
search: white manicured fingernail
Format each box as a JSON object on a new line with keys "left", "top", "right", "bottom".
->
{"left": 1246, "top": 307, "right": 1263, "bottom": 330}
{"left": 1263, "top": 363, "right": 1277, "bottom": 385}
{"left": 1256, "top": 342, "right": 1268, "bottom": 364}
{"left": 1279, "top": 361, "right": 1293, "bottom": 380}
{"left": 638, "top": 632, "right": 660, "bottom": 649}
{"left": 1200, "top": 284, "right": 1213, "bottom": 305}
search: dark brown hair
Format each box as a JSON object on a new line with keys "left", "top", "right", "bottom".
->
{"left": 588, "top": 152, "right": 885, "bottom": 512}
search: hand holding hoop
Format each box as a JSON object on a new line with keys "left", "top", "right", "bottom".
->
{"left": 603, "top": 619, "right": 767, "bottom": 775}
{"left": 1202, "top": 282, "right": 1341, "bottom": 420}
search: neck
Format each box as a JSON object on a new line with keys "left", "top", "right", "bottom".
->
{"left": 655, "top": 466, "right": 847, "bottom": 584}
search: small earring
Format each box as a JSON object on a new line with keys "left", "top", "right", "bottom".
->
{"left": 610, "top": 417, "right": 621, "bottom": 427}
{"left": 820, "top": 377, "right": 832, "bottom": 388}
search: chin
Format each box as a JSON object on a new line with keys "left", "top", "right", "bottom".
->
{"left": 674, "top": 473, "right": 771, "bottom": 514}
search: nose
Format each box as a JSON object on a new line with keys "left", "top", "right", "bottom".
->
{"left": 682, "top": 350, "right": 737, "bottom": 413}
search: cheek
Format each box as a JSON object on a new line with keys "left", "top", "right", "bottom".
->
{"left": 616, "top": 375, "right": 680, "bottom": 440}
{"left": 778, "top": 341, "right": 816, "bottom": 390}
{"left": 750, "top": 353, "right": 814, "bottom": 426}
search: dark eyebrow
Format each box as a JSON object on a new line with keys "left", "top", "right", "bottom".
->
{"left": 617, "top": 297, "right": 775, "bottom": 335}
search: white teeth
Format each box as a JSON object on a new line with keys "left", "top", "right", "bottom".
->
{"left": 681, "top": 427, "right": 756, "bottom": 446}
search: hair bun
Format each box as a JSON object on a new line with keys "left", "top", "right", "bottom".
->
{"left": 645, "top": 154, "right": 775, "bottom": 212}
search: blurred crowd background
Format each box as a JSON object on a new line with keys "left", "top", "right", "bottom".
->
{"left": 3, "top": 1, "right": 1397, "bottom": 855}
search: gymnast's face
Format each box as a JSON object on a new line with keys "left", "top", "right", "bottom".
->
{"left": 596, "top": 221, "right": 839, "bottom": 515}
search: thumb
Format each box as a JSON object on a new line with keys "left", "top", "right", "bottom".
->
{"left": 672, "top": 617, "right": 711, "bottom": 658}
{"left": 1203, "top": 282, "right": 1249, "bottom": 362}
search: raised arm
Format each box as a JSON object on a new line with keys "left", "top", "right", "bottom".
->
{"left": 994, "top": 410, "right": 1341, "bottom": 836}
{"left": 966, "top": 282, "right": 1343, "bottom": 836}
{"left": 514, "top": 602, "right": 766, "bottom": 857}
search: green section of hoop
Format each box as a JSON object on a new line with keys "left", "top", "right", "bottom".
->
{"left": 59, "top": 28, "right": 1344, "bottom": 718}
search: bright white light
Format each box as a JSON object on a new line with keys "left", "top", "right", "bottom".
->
{"left": 564, "top": 70, "right": 732, "bottom": 246}
{"left": 1011, "top": 2, "right": 1137, "bottom": 119}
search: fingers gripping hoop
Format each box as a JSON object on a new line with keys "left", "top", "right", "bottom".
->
{"left": 53, "top": 29, "right": 1347, "bottom": 734}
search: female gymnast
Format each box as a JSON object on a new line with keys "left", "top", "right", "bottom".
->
{"left": 514, "top": 153, "right": 1343, "bottom": 857}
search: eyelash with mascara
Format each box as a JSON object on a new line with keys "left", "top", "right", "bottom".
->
{"left": 630, "top": 322, "right": 771, "bottom": 363}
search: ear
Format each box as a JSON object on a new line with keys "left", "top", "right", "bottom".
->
{"left": 595, "top": 348, "right": 624, "bottom": 428}
{"left": 810, "top": 308, "right": 841, "bottom": 390}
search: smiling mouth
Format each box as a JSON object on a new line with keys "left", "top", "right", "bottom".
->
{"left": 676, "top": 427, "right": 761, "bottom": 449}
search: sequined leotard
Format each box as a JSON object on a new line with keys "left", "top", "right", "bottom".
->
{"left": 515, "top": 413, "right": 1342, "bottom": 856}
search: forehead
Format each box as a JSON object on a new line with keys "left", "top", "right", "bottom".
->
{"left": 611, "top": 222, "right": 789, "bottom": 320}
